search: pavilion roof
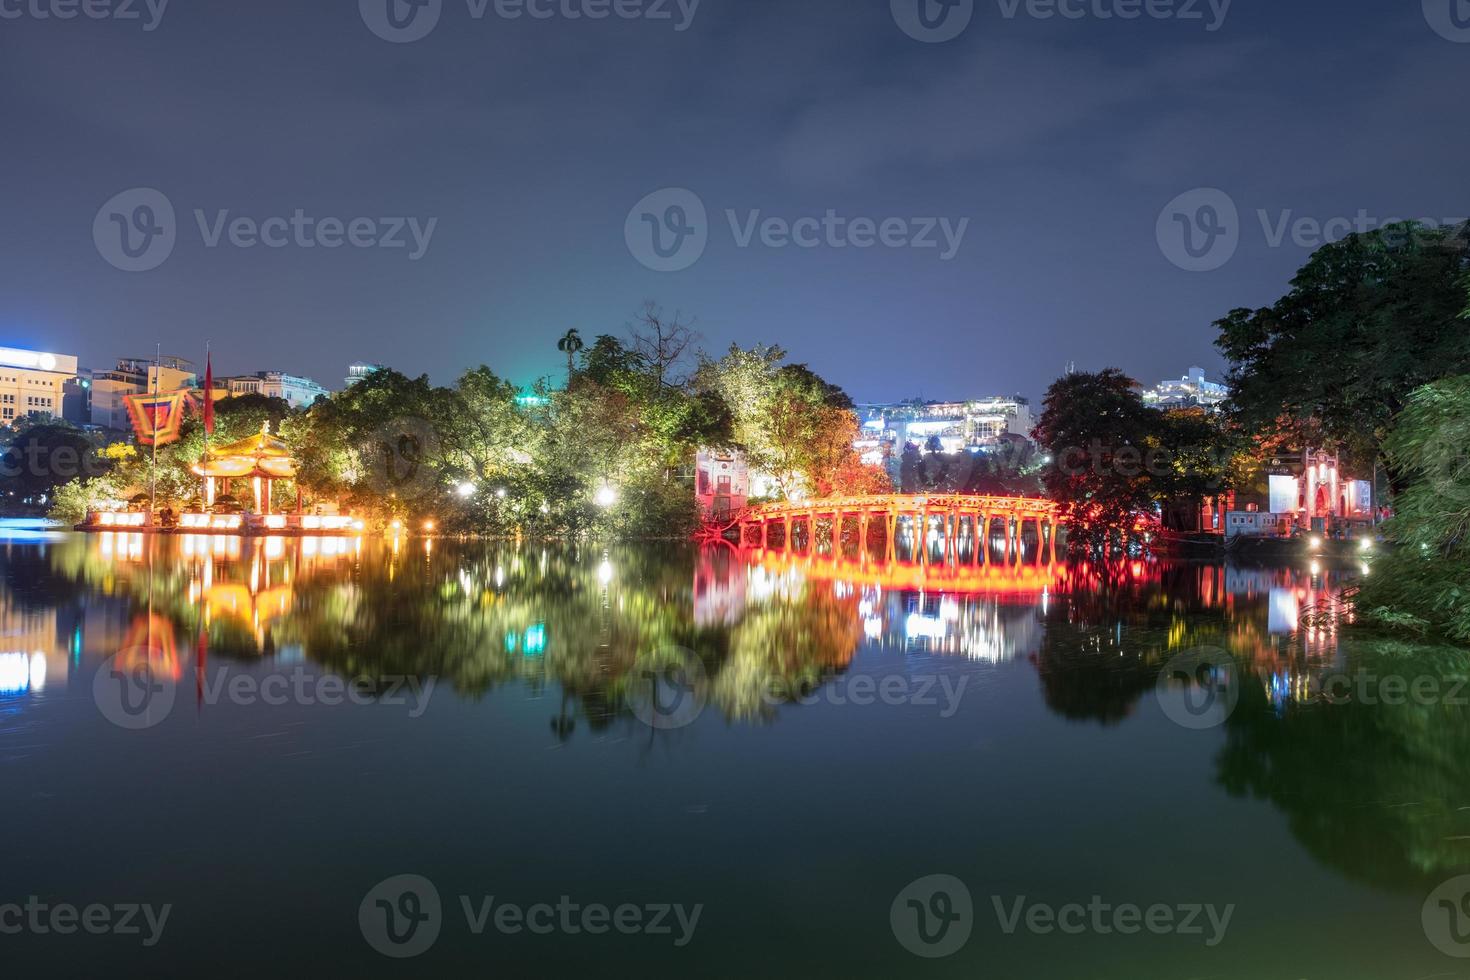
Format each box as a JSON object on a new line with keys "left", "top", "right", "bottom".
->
{"left": 206, "top": 431, "right": 293, "bottom": 460}
{"left": 192, "top": 428, "right": 297, "bottom": 479}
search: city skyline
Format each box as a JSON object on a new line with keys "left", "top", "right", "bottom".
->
{"left": 0, "top": 335, "right": 1224, "bottom": 422}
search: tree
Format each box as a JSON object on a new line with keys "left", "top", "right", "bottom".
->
{"left": 1034, "top": 369, "right": 1158, "bottom": 552}
{"left": 437, "top": 366, "right": 537, "bottom": 484}
{"left": 556, "top": 328, "right": 584, "bottom": 383}
{"left": 628, "top": 302, "right": 697, "bottom": 390}
{"left": 1149, "top": 408, "right": 1237, "bottom": 532}
{"left": 288, "top": 368, "right": 450, "bottom": 514}
{"left": 1354, "top": 374, "right": 1470, "bottom": 640}
{"left": 694, "top": 347, "right": 883, "bottom": 501}
{"left": 1216, "top": 222, "right": 1470, "bottom": 482}
{"left": 0, "top": 421, "right": 106, "bottom": 510}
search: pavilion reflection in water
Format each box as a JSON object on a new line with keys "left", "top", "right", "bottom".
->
{"left": 0, "top": 532, "right": 1368, "bottom": 719}
{"left": 4, "top": 531, "right": 1466, "bottom": 895}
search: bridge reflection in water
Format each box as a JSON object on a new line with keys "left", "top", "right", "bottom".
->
{"left": 729, "top": 549, "right": 1053, "bottom": 662}
{"left": 707, "top": 494, "right": 1072, "bottom": 663}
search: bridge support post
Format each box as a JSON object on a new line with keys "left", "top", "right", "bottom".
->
{"left": 918, "top": 508, "right": 929, "bottom": 566}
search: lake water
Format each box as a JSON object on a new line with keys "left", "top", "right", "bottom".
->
{"left": 2, "top": 529, "right": 1468, "bottom": 977}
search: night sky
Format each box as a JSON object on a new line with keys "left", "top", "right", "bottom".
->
{"left": 2, "top": 0, "right": 1465, "bottom": 403}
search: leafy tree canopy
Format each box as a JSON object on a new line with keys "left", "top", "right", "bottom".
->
{"left": 1216, "top": 222, "right": 1470, "bottom": 474}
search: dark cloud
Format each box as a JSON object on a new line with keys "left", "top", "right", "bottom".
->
{"left": 0, "top": 0, "right": 1463, "bottom": 404}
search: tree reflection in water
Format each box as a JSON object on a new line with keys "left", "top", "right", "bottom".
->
{"left": 1218, "top": 641, "right": 1470, "bottom": 891}
{"left": 1037, "top": 559, "right": 1470, "bottom": 890}
{"left": 43, "top": 534, "right": 869, "bottom": 732}
{"left": 23, "top": 533, "right": 1470, "bottom": 888}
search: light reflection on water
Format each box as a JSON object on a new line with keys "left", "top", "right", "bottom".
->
{"left": 0, "top": 532, "right": 1404, "bottom": 722}
{"left": 1, "top": 532, "right": 1468, "bottom": 976}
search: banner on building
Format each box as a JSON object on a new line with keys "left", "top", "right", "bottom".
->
{"left": 124, "top": 391, "right": 188, "bottom": 447}
{"left": 1267, "top": 474, "right": 1299, "bottom": 516}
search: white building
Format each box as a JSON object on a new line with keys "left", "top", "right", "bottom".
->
{"left": 224, "top": 372, "right": 331, "bottom": 409}
{"left": 695, "top": 448, "right": 750, "bottom": 521}
{"left": 1142, "top": 367, "right": 1228, "bottom": 412}
{"left": 345, "top": 362, "right": 384, "bottom": 387}
{"left": 0, "top": 346, "right": 78, "bottom": 425}
{"left": 856, "top": 397, "right": 1033, "bottom": 455}
{"left": 90, "top": 356, "right": 197, "bottom": 431}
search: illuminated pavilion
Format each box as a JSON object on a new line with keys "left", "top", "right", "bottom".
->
{"left": 191, "top": 428, "right": 297, "bottom": 514}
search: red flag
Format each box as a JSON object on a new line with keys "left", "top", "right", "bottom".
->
{"left": 202, "top": 352, "right": 215, "bottom": 435}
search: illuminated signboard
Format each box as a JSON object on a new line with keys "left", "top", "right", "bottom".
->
{"left": 0, "top": 347, "right": 74, "bottom": 374}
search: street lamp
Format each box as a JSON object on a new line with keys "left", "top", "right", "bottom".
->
{"left": 594, "top": 483, "right": 618, "bottom": 508}
{"left": 456, "top": 481, "right": 475, "bottom": 498}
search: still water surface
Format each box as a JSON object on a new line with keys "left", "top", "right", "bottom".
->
{"left": 1, "top": 529, "right": 1468, "bottom": 976}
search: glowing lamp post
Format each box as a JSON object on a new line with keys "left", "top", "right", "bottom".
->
{"left": 594, "top": 484, "right": 618, "bottom": 508}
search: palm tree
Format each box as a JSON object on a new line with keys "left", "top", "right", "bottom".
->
{"left": 556, "top": 329, "right": 584, "bottom": 383}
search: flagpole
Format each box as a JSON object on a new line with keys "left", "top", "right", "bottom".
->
{"left": 149, "top": 343, "right": 159, "bottom": 517}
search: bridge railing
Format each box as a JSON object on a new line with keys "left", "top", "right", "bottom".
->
{"left": 734, "top": 492, "right": 1064, "bottom": 563}
{"left": 741, "top": 493, "right": 1062, "bottom": 520}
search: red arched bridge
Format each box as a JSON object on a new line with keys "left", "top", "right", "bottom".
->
{"left": 734, "top": 493, "right": 1064, "bottom": 564}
